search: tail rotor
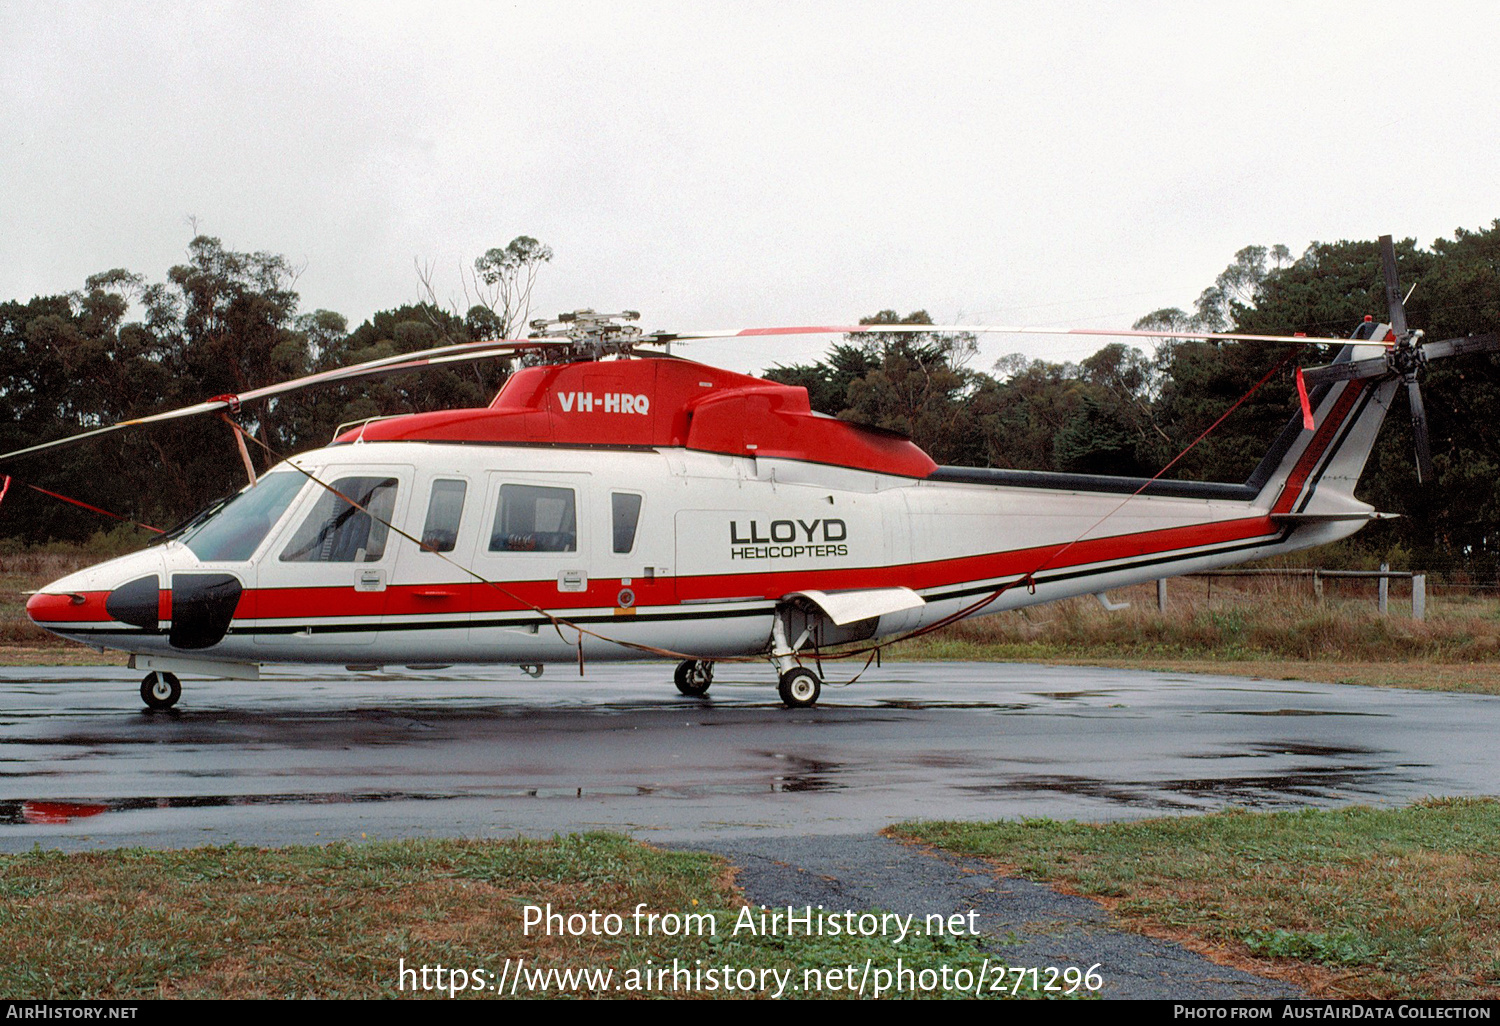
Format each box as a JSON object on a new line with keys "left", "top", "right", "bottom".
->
{"left": 1300, "top": 234, "right": 1500, "bottom": 485}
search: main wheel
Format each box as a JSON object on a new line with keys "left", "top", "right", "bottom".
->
{"left": 674, "top": 660, "right": 714, "bottom": 696}
{"left": 140, "top": 671, "right": 181, "bottom": 711}
{"left": 777, "top": 667, "right": 821, "bottom": 708}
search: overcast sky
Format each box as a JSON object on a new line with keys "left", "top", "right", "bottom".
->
{"left": 3, "top": 1, "right": 1498, "bottom": 376}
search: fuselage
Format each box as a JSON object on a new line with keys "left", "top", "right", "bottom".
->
{"left": 25, "top": 345, "right": 1396, "bottom": 673}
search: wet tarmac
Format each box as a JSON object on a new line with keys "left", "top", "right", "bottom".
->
{"left": 0, "top": 661, "right": 1495, "bottom": 851}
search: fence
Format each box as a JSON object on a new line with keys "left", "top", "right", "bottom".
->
{"left": 1154, "top": 564, "right": 1426, "bottom": 619}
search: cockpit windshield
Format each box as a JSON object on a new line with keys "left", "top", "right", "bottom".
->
{"left": 171, "top": 472, "right": 308, "bottom": 562}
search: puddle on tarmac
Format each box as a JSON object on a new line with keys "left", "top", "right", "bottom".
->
{"left": 0, "top": 793, "right": 456, "bottom": 825}
{"left": 1186, "top": 741, "right": 1381, "bottom": 760}
{"left": 961, "top": 762, "right": 1397, "bottom": 810}
{"left": 873, "top": 700, "right": 1031, "bottom": 711}
{"left": 1212, "top": 708, "right": 1386, "bottom": 717}
{"left": 0, "top": 770, "right": 849, "bottom": 826}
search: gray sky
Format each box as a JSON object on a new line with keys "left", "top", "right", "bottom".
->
{"left": 3, "top": 0, "right": 1498, "bottom": 376}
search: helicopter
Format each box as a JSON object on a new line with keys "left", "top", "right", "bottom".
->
{"left": 15, "top": 237, "right": 1499, "bottom": 710}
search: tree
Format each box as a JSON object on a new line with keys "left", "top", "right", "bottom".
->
{"left": 419, "top": 236, "right": 555, "bottom": 341}
{"left": 835, "top": 311, "right": 993, "bottom": 466}
{"left": 763, "top": 343, "right": 878, "bottom": 416}
{"left": 472, "top": 236, "right": 553, "bottom": 338}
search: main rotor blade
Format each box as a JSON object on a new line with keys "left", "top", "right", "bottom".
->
{"left": 1379, "top": 234, "right": 1410, "bottom": 340}
{"left": 649, "top": 324, "right": 1377, "bottom": 348}
{"left": 0, "top": 337, "right": 550, "bottom": 466}
{"left": 1408, "top": 378, "right": 1435, "bottom": 485}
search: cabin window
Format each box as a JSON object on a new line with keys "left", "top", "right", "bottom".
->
{"left": 280, "top": 476, "right": 400, "bottom": 563}
{"left": 179, "top": 472, "right": 306, "bottom": 562}
{"left": 611, "top": 492, "right": 643, "bottom": 554}
{"left": 489, "top": 484, "right": 576, "bottom": 552}
{"left": 420, "top": 479, "right": 467, "bottom": 553}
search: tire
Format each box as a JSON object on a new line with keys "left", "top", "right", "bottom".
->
{"left": 777, "top": 667, "right": 821, "bottom": 708}
{"left": 140, "top": 671, "right": 181, "bottom": 711}
{"left": 674, "top": 660, "right": 714, "bottom": 696}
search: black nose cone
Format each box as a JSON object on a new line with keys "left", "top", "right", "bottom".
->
{"left": 169, "top": 573, "right": 243, "bottom": 650}
{"left": 105, "top": 576, "right": 161, "bottom": 630}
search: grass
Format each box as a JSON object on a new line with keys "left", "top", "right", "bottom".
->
{"left": 0, "top": 833, "right": 1019, "bottom": 1000}
{"left": 886, "top": 580, "right": 1500, "bottom": 694}
{"left": 0, "top": 547, "right": 110, "bottom": 656}
{"left": 894, "top": 798, "right": 1500, "bottom": 1000}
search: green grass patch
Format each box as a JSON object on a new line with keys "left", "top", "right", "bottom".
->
{"left": 893, "top": 798, "right": 1500, "bottom": 999}
{"left": 0, "top": 834, "right": 1017, "bottom": 1000}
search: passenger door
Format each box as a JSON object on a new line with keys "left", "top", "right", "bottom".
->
{"left": 468, "top": 472, "right": 591, "bottom": 653}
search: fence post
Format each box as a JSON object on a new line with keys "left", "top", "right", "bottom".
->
{"left": 1378, "top": 563, "right": 1389, "bottom": 615}
{"left": 1412, "top": 574, "right": 1426, "bottom": 620}
{"left": 1313, "top": 569, "right": 1323, "bottom": 604}
{"left": 1157, "top": 578, "right": 1168, "bottom": 613}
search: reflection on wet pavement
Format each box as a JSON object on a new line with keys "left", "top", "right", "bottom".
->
{"left": 0, "top": 663, "right": 1495, "bottom": 848}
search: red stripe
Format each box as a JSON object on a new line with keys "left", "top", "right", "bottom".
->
{"left": 37, "top": 514, "right": 1279, "bottom": 629}
{"left": 25, "top": 591, "right": 111, "bottom": 623}
{"left": 737, "top": 326, "right": 864, "bottom": 336}
{"left": 1271, "top": 382, "right": 1364, "bottom": 515}
{"left": 674, "top": 514, "right": 1276, "bottom": 604}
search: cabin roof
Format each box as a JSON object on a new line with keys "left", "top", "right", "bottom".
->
{"left": 332, "top": 355, "right": 939, "bottom": 478}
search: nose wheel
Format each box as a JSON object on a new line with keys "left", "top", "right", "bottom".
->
{"left": 777, "top": 667, "right": 821, "bottom": 708}
{"left": 674, "top": 660, "right": 714, "bottom": 696}
{"left": 140, "top": 671, "right": 181, "bottom": 711}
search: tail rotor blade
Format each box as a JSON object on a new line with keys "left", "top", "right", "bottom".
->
{"left": 1407, "top": 377, "right": 1435, "bottom": 484}
{"left": 1379, "top": 235, "right": 1410, "bottom": 339}
{"left": 1421, "top": 331, "right": 1500, "bottom": 361}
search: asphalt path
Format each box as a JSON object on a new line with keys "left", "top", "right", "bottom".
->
{"left": 1, "top": 661, "right": 1494, "bottom": 849}
{"left": 5, "top": 661, "right": 1492, "bottom": 999}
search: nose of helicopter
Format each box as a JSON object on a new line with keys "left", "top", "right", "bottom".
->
{"left": 25, "top": 552, "right": 171, "bottom": 639}
{"left": 25, "top": 588, "right": 102, "bottom": 626}
{"left": 27, "top": 553, "right": 244, "bottom": 652}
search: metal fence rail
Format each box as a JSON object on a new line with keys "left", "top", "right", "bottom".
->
{"left": 1157, "top": 563, "right": 1426, "bottom": 619}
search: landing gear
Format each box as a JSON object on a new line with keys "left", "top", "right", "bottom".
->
{"left": 777, "top": 667, "right": 821, "bottom": 708}
{"left": 674, "top": 660, "right": 714, "bottom": 696}
{"left": 140, "top": 671, "right": 181, "bottom": 711}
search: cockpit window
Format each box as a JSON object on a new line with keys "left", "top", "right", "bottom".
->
{"left": 489, "top": 484, "right": 576, "bottom": 552}
{"left": 280, "top": 476, "right": 400, "bottom": 563}
{"left": 178, "top": 472, "right": 307, "bottom": 562}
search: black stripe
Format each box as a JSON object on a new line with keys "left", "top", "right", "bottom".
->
{"left": 922, "top": 528, "right": 1293, "bottom": 604}
{"left": 925, "top": 466, "right": 1258, "bottom": 500}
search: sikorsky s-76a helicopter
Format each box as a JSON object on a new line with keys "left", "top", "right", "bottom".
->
{"left": 16, "top": 237, "right": 1499, "bottom": 709}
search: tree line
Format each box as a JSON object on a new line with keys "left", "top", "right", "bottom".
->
{"left": 3, "top": 225, "right": 1499, "bottom": 579}
{"left": 764, "top": 223, "right": 1500, "bottom": 579}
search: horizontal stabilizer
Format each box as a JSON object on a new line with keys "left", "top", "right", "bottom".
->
{"left": 1270, "top": 511, "right": 1398, "bottom": 523}
{"left": 787, "top": 587, "right": 926, "bottom": 626}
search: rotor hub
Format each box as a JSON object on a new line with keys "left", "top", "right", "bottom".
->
{"left": 1386, "top": 330, "right": 1427, "bottom": 380}
{"left": 527, "top": 310, "right": 645, "bottom": 363}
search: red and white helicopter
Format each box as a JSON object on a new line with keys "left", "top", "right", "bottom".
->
{"left": 16, "top": 237, "right": 1498, "bottom": 709}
